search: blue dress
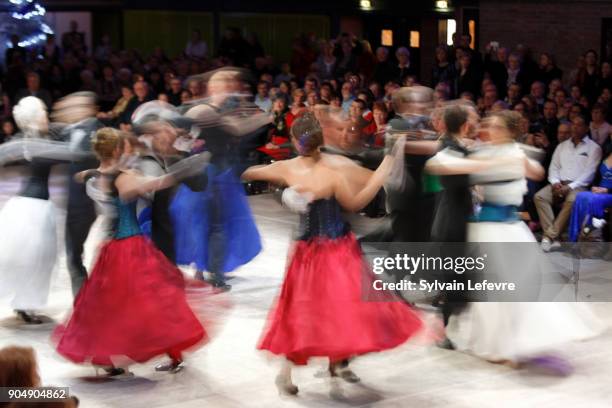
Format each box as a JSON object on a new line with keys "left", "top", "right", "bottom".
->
{"left": 169, "top": 164, "right": 262, "bottom": 273}
{"left": 569, "top": 162, "right": 612, "bottom": 241}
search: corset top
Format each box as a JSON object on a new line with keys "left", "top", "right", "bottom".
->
{"left": 114, "top": 199, "right": 142, "bottom": 239}
{"left": 297, "top": 198, "right": 349, "bottom": 240}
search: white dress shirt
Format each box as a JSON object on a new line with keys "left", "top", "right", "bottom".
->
{"left": 548, "top": 136, "right": 602, "bottom": 189}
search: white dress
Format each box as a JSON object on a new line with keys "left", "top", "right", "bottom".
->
{"left": 0, "top": 161, "right": 57, "bottom": 310}
{"left": 446, "top": 143, "right": 603, "bottom": 361}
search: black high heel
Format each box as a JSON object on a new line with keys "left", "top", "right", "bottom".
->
{"left": 15, "top": 310, "right": 42, "bottom": 324}
{"left": 155, "top": 359, "right": 184, "bottom": 373}
{"left": 329, "top": 361, "right": 360, "bottom": 383}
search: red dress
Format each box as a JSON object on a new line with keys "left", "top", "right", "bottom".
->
{"left": 258, "top": 198, "right": 422, "bottom": 365}
{"left": 52, "top": 199, "right": 206, "bottom": 366}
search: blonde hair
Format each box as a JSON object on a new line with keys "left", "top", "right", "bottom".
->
{"left": 92, "top": 127, "right": 122, "bottom": 160}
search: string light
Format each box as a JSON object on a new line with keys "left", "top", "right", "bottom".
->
{"left": 4, "top": 0, "right": 54, "bottom": 49}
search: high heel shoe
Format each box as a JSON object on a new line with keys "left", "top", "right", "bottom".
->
{"left": 329, "top": 362, "right": 360, "bottom": 383}
{"left": 275, "top": 374, "right": 298, "bottom": 396}
{"left": 155, "top": 359, "right": 184, "bottom": 374}
{"left": 15, "top": 310, "right": 42, "bottom": 324}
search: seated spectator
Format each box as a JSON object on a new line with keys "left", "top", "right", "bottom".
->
{"left": 372, "top": 46, "right": 394, "bottom": 87}
{"left": 589, "top": 103, "right": 611, "bottom": 146}
{"left": 454, "top": 52, "right": 481, "bottom": 98}
{"left": 186, "top": 77, "right": 204, "bottom": 100}
{"left": 0, "top": 119, "right": 16, "bottom": 144}
{"left": 535, "top": 114, "right": 603, "bottom": 250}
{"left": 530, "top": 81, "right": 547, "bottom": 112}
{"left": 393, "top": 47, "right": 417, "bottom": 84}
{"left": 305, "top": 90, "right": 319, "bottom": 109}
{"left": 0, "top": 345, "right": 79, "bottom": 407}
{"left": 547, "top": 78, "right": 563, "bottom": 101}
{"left": 557, "top": 121, "right": 572, "bottom": 143}
{"left": 97, "top": 84, "right": 134, "bottom": 122}
{"left": 289, "top": 88, "right": 305, "bottom": 109}
{"left": 371, "top": 101, "right": 388, "bottom": 147}
{"left": 119, "top": 80, "right": 153, "bottom": 130}
{"left": 319, "top": 82, "right": 333, "bottom": 103}
{"left": 257, "top": 97, "right": 291, "bottom": 161}
{"left": 568, "top": 144, "right": 612, "bottom": 241}
{"left": 167, "top": 77, "right": 183, "bottom": 106}
{"left": 536, "top": 52, "right": 563, "bottom": 86}
{"left": 180, "top": 89, "right": 192, "bottom": 104}
{"left": 15, "top": 72, "right": 53, "bottom": 109}
{"left": 274, "top": 62, "right": 295, "bottom": 85}
{"left": 254, "top": 81, "right": 271, "bottom": 112}
{"left": 185, "top": 29, "right": 208, "bottom": 60}
{"left": 505, "top": 82, "right": 522, "bottom": 107}
{"left": 315, "top": 41, "right": 337, "bottom": 81}
{"left": 157, "top": 93, "right": 169, "bottom": 103}
{"left": 340, "top": 81, "right": 355, "bottom": 112}
{"left": 432, "top": 45, "right": 456, "bottom": 91}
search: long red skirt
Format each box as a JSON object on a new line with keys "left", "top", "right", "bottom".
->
{"left": 258, "top": 233, "right": 422, "bottom": 365}
{"left": 52, "top": 235, "right": 206, "bottom": 366}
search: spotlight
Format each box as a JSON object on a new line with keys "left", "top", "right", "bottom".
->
{"left": 436, "top": 1, "right": 449, "bottom": 10}
{"left": 360, "top": 0, "right": 372, "bottom": 10}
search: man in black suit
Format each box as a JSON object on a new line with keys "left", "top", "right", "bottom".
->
{"left": 52, "top": 92, "right": 104, "bottom": 297}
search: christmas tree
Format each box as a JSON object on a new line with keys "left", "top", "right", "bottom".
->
{"left": 1, "top": 0, "right": 53, "bottom": 56}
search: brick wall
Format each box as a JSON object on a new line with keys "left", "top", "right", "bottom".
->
{"left": 476, "top": 0, "right": 612, "bottom": 81}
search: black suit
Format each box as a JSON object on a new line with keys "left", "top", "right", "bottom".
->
{"left": 63, "top": 118, "right": 104, "bottom": 296}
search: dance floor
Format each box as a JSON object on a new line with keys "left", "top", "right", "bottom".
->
{"left": 1, "top": 165, "right": 611, "bottom": 408}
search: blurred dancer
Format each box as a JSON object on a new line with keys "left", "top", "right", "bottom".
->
{"left": 131, "top": 101, "right": 208, "bottom": 266}
{"left": 440, "top": 111, "right": 602, "bottom": 372}
{"left": 53, "top": 128, "right": 210, "bottom": 375}
{"left": 172, "top": 70, "right": 269, "bottom": 291}
{"left": 0, "top": 97, "right": 78, "bottom": 323}
{"left": 52, "top": 92, "right": 104, "bottom": 297}
{"left": 425, "top": 103, "right": 478, "bottom": 330}
{"left": 243, "top": 113, "right": 422, "bottom": 395}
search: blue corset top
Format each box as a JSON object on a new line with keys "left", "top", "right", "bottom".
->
{"left": 297, "top": 198, "right": 349, "bottom": 240}
{"left": 114, "top": 199, "right": 142, "bottom": 239}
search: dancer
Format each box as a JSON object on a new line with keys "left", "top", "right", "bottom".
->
{"left": 443, "top": 111, "right": 602, "bottom": 372}
{"left": 130, "top": 102, "right": 208, "bottom": 261}
{"left": 243, "top": 113, "right": 422, "bottom": 395}
{"left": 425, "top": 103, "right": 478, "bottom": 330}
{"left": 52, "top": 92, "right": 104, "bottom": 297}
{"left": 171, "top": 70, "right": 269, "bottom": 290}
{"left": 52, "top": 128, "right": 210, "bottom": 375}
{"left": 0, "top": 97, "right": 76, "bottom": 324}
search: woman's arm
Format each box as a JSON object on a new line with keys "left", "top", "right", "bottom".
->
{"left": 425, "top": 150, "right": 496, "bottom": 175}
{"left": 115, "top": 171, "right": 177, "bottom": 202}
{"left": 333, "top": 155, "right": 393, "bottom": 212}
{"left": 242, "top": 160, "right": 288, "bottom": 185}
{"left": 524, "top": 156, "right": 545, "bottom": 182}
